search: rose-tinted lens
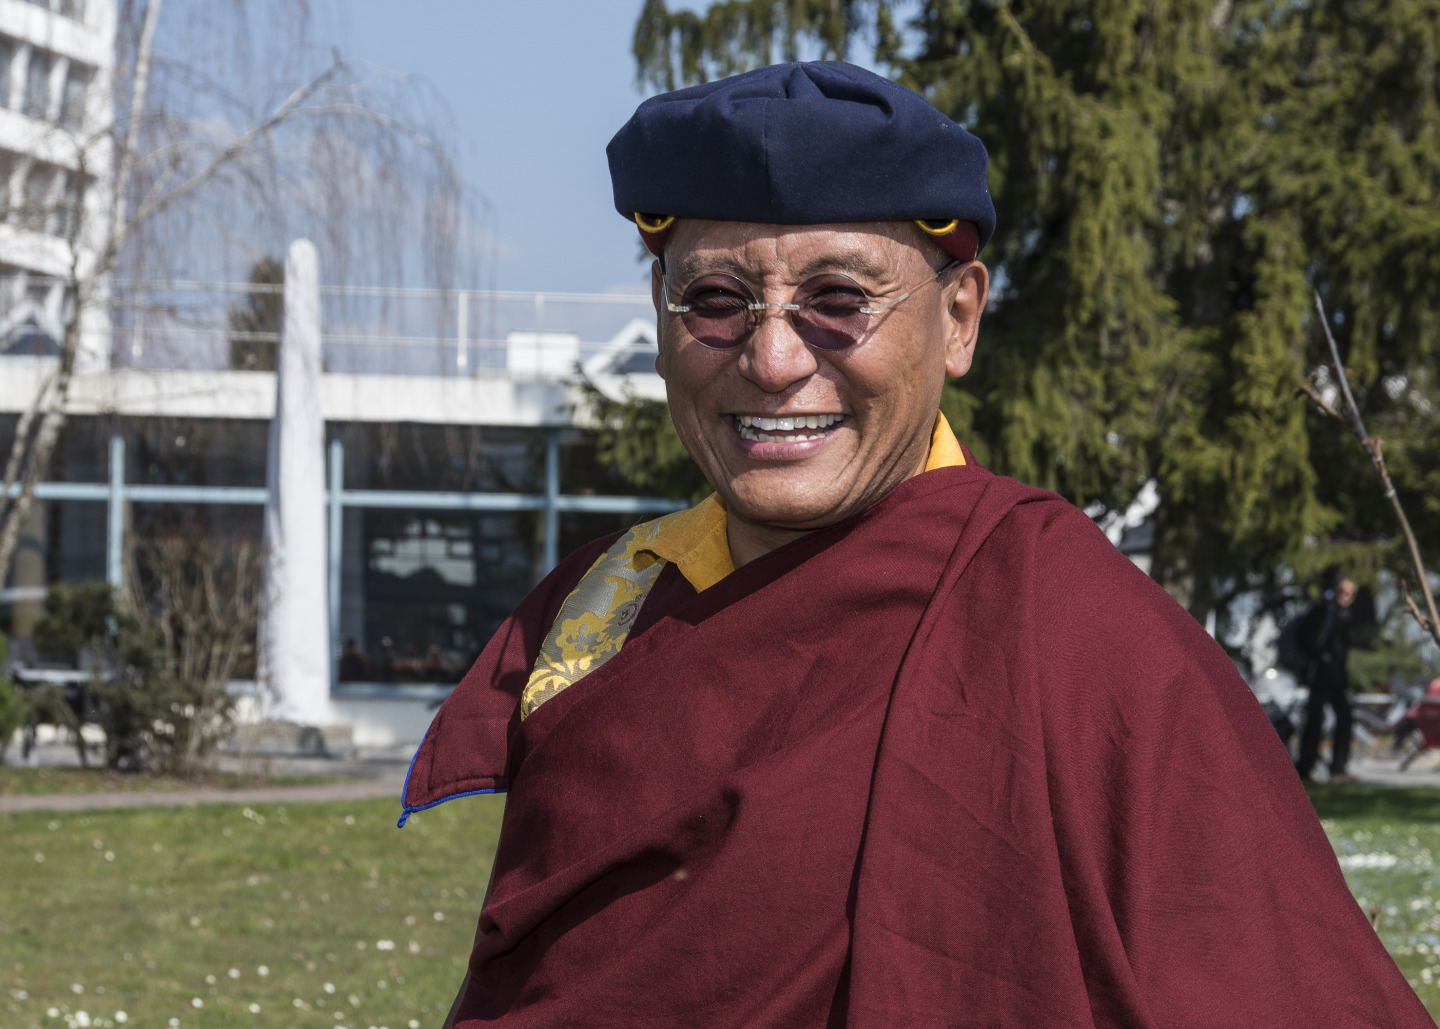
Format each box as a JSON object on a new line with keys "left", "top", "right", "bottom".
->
{"left": 791, "top": 278, "right": 870, "bottom": 350}
{"left": 679, "top": 276, "right": 754, "bottom": 349}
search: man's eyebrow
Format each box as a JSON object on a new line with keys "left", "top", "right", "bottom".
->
{"left": 670, "top": 250, "right": 896, "bottom": 284}
{"left": 670, "top": 254, "right": 750, "bottom": 283}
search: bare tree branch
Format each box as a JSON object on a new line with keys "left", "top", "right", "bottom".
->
{"left": 122, "top": 58, "right": 345, "bottom": 248}
{"left": 1301, "top": 291, "right": 1440, "bottom": 648}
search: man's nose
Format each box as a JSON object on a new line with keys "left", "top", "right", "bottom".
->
{"left": 737, "top": 307, "right": 818, "bottom": 393}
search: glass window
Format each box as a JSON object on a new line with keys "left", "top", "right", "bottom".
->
{"left": 0, "top": 38, "right": 15, "bottom": 109}
{"left": 59, "top": 62, "right": 90, "bottom": 130}
{"left": 49, "top": 415, "right": 107, "bottom": 483}
{"left": 18, "top": 161, "right": 52, "bottom": 231}
{"left": 331, "top": 422, "right": 544, "bottom": 493}
{"left": 558, "top": 511, "right": 645, "bottom": 565}
{"left": 0, "top": 499, "right": 106, "bottom": 640}
{"left": 127, "top": 503, "right": 264, "bottom": 681}
{"left": 54, "top": 170, "right": 82, "bottom": 238}
{"left": 0, "top": 151, "right": 13, "bottom": 217}
{"left": 22, "top": 49, "right": 50, "bottom": 121}
{"left": 124, "top": 417, "right": 271, "bottom": 488}
{"left": 338, "top": 508, "right": 541, "bottom": 684}
{"left": 557, "top": 428, "right": 656, "bottom": 497}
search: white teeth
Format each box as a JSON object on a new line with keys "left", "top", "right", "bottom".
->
{"left": 737, "top": 413, "right": 841, "bottom": 430}
{"left": 736, "top": 413, "right": 844, "bottom": 442}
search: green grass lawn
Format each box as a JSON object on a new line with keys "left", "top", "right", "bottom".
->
{"left": 0, "top": 767, "right": 342, "bottom": 797}
{"left": 1309, "top": 784, "right": 1440, "bottom": 1012}
{"left": 1, "top": 794, "right": 503, "bottom": 1029}
{"left": 4, "top": 784, "right": 1440, "bottom": 1027}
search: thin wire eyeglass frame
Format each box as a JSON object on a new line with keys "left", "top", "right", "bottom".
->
{"left": 664, "top": 258, "right": 963, "bottom": 350}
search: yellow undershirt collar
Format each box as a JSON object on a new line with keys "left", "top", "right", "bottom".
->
{"left": 641, "top": 413, "right": 965, "bottom": 592}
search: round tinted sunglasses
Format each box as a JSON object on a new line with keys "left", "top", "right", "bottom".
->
{"left": 665, "top": 259, "right": 961, "bottom": 351}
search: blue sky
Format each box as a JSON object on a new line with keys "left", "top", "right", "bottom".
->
{"left": 335, "top": 1, "right": 665, "bottom": 296}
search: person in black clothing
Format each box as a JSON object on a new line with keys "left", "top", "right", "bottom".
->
{"left": 1295, "top": 576, "right": 1358, "bottom": 782}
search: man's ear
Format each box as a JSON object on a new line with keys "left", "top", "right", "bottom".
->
{"left": 943, "top": 261, "right": 989, "bottom": 379}
{"left": 651, "top": 260, "right": 667, "bottom": 379}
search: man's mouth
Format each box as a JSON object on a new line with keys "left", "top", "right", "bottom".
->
{"left": 735, "top": 413, "right": 844, "bottom": 443}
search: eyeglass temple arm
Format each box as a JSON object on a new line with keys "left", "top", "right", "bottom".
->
{"left": 859, "top": 258, "right": 964, "bottom": 315}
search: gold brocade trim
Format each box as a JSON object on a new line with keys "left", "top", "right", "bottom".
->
{"left": 519, "top": 512, "right": 680, "bottom": 720}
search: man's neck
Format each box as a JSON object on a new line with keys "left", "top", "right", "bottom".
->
{"left": 724, "top": 447, "right": 932, "bottom": 569}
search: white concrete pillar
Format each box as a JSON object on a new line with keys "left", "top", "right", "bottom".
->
{"left": 260, "top": 238, "right": 331, "bottom": 725}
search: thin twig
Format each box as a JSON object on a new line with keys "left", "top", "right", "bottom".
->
{"left": 1304, "top": 291, "right": 1440, "bottom": 648}
{"left": 1402, "top": 581, "right": 1437, "bottom": 638}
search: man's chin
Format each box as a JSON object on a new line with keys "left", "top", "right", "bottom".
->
{"left": 719, "top": 481, "right": 862, "bottom": 534}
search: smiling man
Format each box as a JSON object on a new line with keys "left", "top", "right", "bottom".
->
{"left": 402, "top": 62, "right": 1429, "bottom": 1027}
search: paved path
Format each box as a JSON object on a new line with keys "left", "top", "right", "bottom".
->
{"left": 0, "top": 777, "right": 404, "bottom": 814}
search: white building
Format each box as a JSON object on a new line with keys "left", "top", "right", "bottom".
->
{"left": 0, "top": 278, "right": 673, "bottom": 746}
{"left": 0, "top": 0, "right": 114, "bottom": 367}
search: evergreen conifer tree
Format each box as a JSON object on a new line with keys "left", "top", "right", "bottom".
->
{"left": 624, "top": 0, "right": 1440, "bottom": 633}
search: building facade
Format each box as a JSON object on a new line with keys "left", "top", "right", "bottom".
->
{"left": 0, "top": 0, "right": 114, "bottom": 366}
{"left": 1, "top": 296, "right": 673, "bottom": 743}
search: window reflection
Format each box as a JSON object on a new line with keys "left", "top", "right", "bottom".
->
{"left": 338, "top": 508, "right": 539, "bottom": 684}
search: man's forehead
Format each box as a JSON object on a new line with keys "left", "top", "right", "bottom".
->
{"left": 668, "top": 221, "right": 923, "bottom": 280}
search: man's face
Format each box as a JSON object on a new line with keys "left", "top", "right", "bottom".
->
{"left": 652, "top": 220, "right": 988, "bottom": 534}
{"left": 1336, "top": 578, "right": 1357, "bottom": 608}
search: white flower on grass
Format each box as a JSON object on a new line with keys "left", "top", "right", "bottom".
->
{"left": 104, "top": 852, "right": 114, "bottom": 862}
{"left": 47, "top": 1007, "right": 60, "bottom": 1017}
{"left": 410, "top": 1021, "right": 421, "bottom": 1028}
{"left": 168, "top": 1019, "right": 180, "bottom": 1027}
{"left": 93, "top": 840, "right": 103, "bottom": 850}
{"left": 257, "top": 965, "right": 269, "bottom": 976}
{"left": 114, "top": 1013, "right": 127, "bottom": 1024}
{"left": 204, "top": 974, "right": 215, "bottom": 985}
{"left": 407, "top": 940, "right": 420, "bottom": 955}
{"left": 248, "top": 1003, "right": 261, "bottom": 1013}
{"left": 12, "top": 989, "right": 28, "bottom": 999}
{"left": 34, "top": 852, "right": 44, "bottom": 862}
{"left": 191, "top": 997, "right": 203, "bottom": 1009}
{"left": 433, "top": 911, "right": 444, "bottom": 921}
{"left": 324, "top": 983, "right": 336, "bottom": 994}
{"left": 188, "top": 916, "right": 201, "bottom": 927}
{"left": 227, "top": 967, "right": 240, "bottom": 978}
{"left": 375, "top": 940, "right": 395, "bottom": 951}
{"left": 74, "top": 1012, "right": 90, "bottom": 1027}
{"left": 71, "top": 984, "right": 84, "bottom": 994}
{"left": 345, "top": 815, "right": 355, "bottom": 825}
{"left": 376, "top": 979, "right": 387, "bottom": 989}
{"left": 48, "top": 820, "right": 59, "bottom": 830}
{"left": 348, "top": 994, "right": 361, "bottom": 1007}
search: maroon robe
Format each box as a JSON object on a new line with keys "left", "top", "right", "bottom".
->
{"left": 403, "top": 462, "right": 1431, "bottom": 1027}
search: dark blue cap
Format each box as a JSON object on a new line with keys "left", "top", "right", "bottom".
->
{"left": 607, "top": 61, "right": 995, "bottom": 251}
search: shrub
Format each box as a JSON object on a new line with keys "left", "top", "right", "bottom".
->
{"left": 0, "top": 634, "right": 25, "bottom": 763}
{"left": 30, "top": 531, "right": 262, "bottom": 776}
